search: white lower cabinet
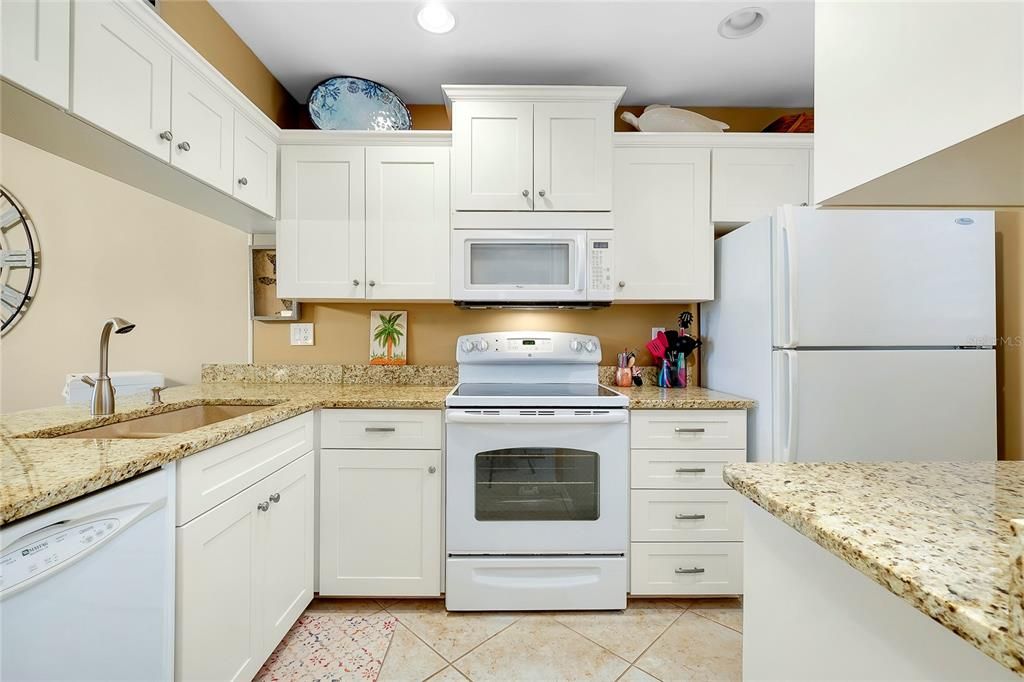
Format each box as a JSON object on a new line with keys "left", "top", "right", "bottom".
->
{"left": 320, "top": 448, "right": 443, "bottom": 596}
{"left": 629, "top": 409, "right": 747, "bottom": 596}
{"left": 176, "top": 426, "right": 314, "bottom": 682}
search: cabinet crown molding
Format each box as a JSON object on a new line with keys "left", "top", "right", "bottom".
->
{"left": 279, "top": 130, "right": 452, "bottom": 146}
{"left": 615, "top": 132, "right": 813, "bottom": 149}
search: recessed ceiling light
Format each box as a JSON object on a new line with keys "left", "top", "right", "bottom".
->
{"left": 417, "top": 3, "right": 455, "bottom": 34}
{"left": 718, "top": 7, "right": 767, "bottom": 39}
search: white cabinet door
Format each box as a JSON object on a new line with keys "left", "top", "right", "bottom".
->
{"left": 365, "top": 147, "right": 450, "bottom": 300}
{"left": 320, "top": 449, "right": 442, "bottom": 596}
{"left": 453, "top": 101, "right": 534, "bottom": 211}
{"left": 1, "top": 0, "right": 70, "bottom": 107}
{"left": 533, "top": 102, "right": 612, "bottom": 211}
{"left": 613, "top": 146, "right": 713, "bottom": 301}
{"left": 277, "top": 146, "right": 365, "bottom": 299}
{"left": 233, "top": 111, "right": 277, "bottom": 216}
{"left": 259, "top": 452, "right": 314, "bottom": 655}
{"left": 712, "top": 148, "right": 810, "bottom": 224}
{"left": 176, "top": 481, "right": 262, "bottom": 682}
{"left": 72, "top": 0, "right": 172, "bottom": 160}
{"left": 170, "top": 60, "right": 234, "bottom": 193}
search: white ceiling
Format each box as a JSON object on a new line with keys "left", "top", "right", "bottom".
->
{"left": 209, "top": 0, "right": 814, "bottom": 108}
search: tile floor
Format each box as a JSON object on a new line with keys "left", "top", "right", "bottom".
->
{"left": 255, "top": 597, "right": 742, "bottom": 681}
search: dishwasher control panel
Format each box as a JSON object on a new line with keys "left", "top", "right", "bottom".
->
{"left": 0, "top": 518, "right": 120, "bottom": 593}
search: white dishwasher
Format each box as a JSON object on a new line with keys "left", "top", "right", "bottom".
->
{"left": 0, "top": 467, "right": 174, "bottom": 681}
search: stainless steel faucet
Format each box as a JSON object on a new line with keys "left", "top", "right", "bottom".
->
{"left": 80, "top": 317, "right": 136, "bottom": 415}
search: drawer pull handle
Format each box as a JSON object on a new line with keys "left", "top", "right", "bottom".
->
{"left": 675, "top": 513, "right": 706, "bottom": 520}
{"left": 674, "top": 427, "right": 706, "bottom": 433}
{"left": 676, "top": 567, "right": 705, "bottom": 574}
{"left": 675, "top": 467, "right": 706, "bottom": 473}
{"left": 365, "top": 427, "right": 397, "bottom": 432}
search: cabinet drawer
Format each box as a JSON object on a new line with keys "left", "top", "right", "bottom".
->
{"left": 631, "top": 449, "right": 745, "bottom": 489}
{"left": 631, "top": 489, "right": 743, "bottom": 542}
{"left": 630, "top": 410, "right": 745, "bottom": 450}
{"left": 630, "top": 542, "right": 743, "bottom": 596}
{"left": 321, "top": 409, "right": 442, "bottom": 450}
{"left": 176, "top": 413, "right": 313, "bottom": 525}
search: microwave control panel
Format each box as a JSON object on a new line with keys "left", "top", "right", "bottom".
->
{"left": 587, "top": 233, "right": 614, "bottom": 299}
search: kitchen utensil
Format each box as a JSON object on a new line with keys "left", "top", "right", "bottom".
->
{"left": 615, "top": 367, "right": 632, "bottom": 387}
{"left": 646, "top": 334, "right": 668, "bottom": 361}
{"left": 632, "top": 368, "right": 643, "bottom": 386}
{"left": 657, "top": 358, "right": 672, "bottom": 388}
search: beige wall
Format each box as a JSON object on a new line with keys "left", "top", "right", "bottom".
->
{"left": 0, "top": 135, "right": 250, "bottom": 412}
{"left": 254, "top": 303, "right": 696, "bottom": 371}
{"left": 160, "top": 0, "right": 301, "bottom": 128}
{"left": 996, "top": 211, "right": 1023, "bottom": 460}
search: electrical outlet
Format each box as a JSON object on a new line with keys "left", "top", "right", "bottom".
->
{"left": 651, "top": 327, "right": 665, "bottom": 339}
{"left": 290, "top": 323, "right": 314, "bottom": 346}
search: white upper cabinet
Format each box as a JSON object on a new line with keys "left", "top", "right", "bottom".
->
{"left": 365, "top": 146, "right": 451, "bottom": 300}
{"left": 170, "top": 60, "right": 234, "bottom": 193}
{"left": 277, "top": 145, "right": 365, "bottom": 299}
{"left": 72, "top": 0, "right": 172, "bottom": 160}
{"left": 452, "top": 101, "right": 534, "bottom": 211}
{"left": 711, "top": 147, "right": 810, "bottom": 224}
{"left": 613, "top": 145, "right": 712, "bottom": 301}
{"left": 1, "top": 0, "right": 70, "bottom": 107}
{"left": 233, "top": 111, "right": 277, "bottom": 216}
{"left": 533, "top": 102, "right": 613, "bottom": 211}
{"left": 447, "top": 86, "right": 624, "bottom": 212}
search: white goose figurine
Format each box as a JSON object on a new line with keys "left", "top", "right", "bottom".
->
{"left": 620, "top": 105, "right": 730, "bottom": 133}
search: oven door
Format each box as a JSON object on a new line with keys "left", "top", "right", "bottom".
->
{"left": 452, "top": 230, "right": 587, "bottom": 302}
{"left": 445, "top": 409, "right": 628, "bottom": 554}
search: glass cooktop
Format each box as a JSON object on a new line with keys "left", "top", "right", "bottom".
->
{"left": 451, "top": 383, "right": 620, "bottom": 398}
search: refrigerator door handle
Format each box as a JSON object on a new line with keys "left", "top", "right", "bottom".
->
{"left": 773, "top": 206, "right": 799, "bottom": 348}
{"left": 773, "top": 350, "right": 799, "bottom": 462}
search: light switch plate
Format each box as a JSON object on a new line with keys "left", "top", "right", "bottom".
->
{"left": 290, "top": 323, "right": 314, "bottom": 346}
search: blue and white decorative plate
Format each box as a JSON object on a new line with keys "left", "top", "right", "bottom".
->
{"left": 307, "top": 76, "right": 412, "bottom": 131}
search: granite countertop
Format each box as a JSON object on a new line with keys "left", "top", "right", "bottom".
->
{"left": 0, "top": 378, "right": 753, "bottom": 526}
{"left": 614, "top": 385, "right": 755, "bottom": 409}
{"left": 724, "top": 461, "right": 1024, "bottom": 676}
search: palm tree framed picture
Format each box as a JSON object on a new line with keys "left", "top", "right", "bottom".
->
{"left": 370, "top": 310, "right": 407, "bottom": 365}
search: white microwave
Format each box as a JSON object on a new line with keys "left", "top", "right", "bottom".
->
{"left": 452, "top": 229, "right": 614, "bottom": 306}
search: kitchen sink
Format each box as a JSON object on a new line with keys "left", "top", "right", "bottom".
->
{"left": 56, "top": 404, "right": 276, "bottom": 439}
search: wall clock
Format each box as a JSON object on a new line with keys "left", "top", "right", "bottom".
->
{"left": 0, "top": 187, "right": 40, "bottom": 336}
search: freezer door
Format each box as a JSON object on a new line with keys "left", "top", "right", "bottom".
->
{"left": 772, "top": 207, "right": 995, "bottom": 348}
{"left": 772, "top": 349, "right": 996, "bottom": 462}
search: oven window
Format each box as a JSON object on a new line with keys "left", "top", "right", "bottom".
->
{"left": 474, "top": 448, "right": 599, "bottom": 521}
{"left": 469, "top": 243, "right": 571, "bottom": 286}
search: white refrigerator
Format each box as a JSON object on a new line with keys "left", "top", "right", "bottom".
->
{"left": 701, "top": 206, "right": 997, "bottom": 463}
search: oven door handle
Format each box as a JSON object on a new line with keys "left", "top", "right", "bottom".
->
{"left": 446, "top": 412, "right": 629, "bottom": 425}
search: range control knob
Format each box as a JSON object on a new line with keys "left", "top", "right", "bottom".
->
{"left": 477, "top": 339, "right": 490, "bottom": 351}
{"left": 460, "top": 339, "right": 476, "bottom": 353}
{"left": 584, "top": 340, "right": 598, "bottom": 353}
{"left": 569, "top": 339, "right": 582, "bottom": 352}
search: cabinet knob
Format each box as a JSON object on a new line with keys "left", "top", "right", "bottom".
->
{"left": 257, "top": 501, "right": 270, "bottom": 512}
{"left": 269, "top": 492, "right": 281, "bottom": 503}
{"left": 238, "top": 177, "right": 248, "bottom": 186}
{"left": 428, "top": 466, "right": 437, "bottom": 474}
{"left": 177, "top": 141, "right": 191, "bottom": 152}
{"left": 522, "top": 189, "right": 530, "bottom": 197}
{"left": 618, "top": 281, "right": 626, "bottom": 288}
{"left": 368, "top": 280, "right": 376, "bottom": 287}
{"left": 352, "top": 279, "right": 360, "bottom": 286}
{"left": 159, "top": 130, "right": 173, "bottom": 142}
{"left": 538, "top": 189, "right": 546, "bottom": 197}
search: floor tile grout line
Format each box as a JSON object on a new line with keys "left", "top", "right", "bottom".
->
{"left": 552, "top": 605, "right": 686, "bottom": 666}
{"left": 544, "top": 616, "right": 636, "bottom": 669}
{"left": 375, "top": 616, "right": 401, "bottom": 682}
{"left": 629, "top": 609, "right": 687, "bottom": 681}
{"left": 689, "top": 608, "right": 742, "bottom": 635}
{"left": 447, "top": 613, "right": 526, "bottom": 673}
{"left": 383, "top": 610, "right": 456, "bottom": 668}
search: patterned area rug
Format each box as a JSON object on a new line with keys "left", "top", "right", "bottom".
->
{"left": 255, "top": 612, "right": 398, "bottom": 681}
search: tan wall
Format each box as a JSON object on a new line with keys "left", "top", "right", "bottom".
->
{"left": 160, "top": 0, "right": 301, "bottom": 128}
{"left": 996, "top": 211, "right": 1023, "bottom": 460}
{"left": 0, "top": 135, "right": 250, "bottom": 412}
{"left": 253, "top": 303, "right": 696, "bottom": 371}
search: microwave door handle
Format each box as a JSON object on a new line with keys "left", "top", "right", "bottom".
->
{"left": 576, "top": 235, "right": 587, "bottom": 292}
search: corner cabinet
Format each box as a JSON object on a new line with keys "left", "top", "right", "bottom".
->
{"left": 1, "top": 0, "right": 71, "bottom": 108}
{"left": 613, "top": 145, "right": 713, "bottom": 301}
{"left": 711, "top": 147, "right": 811, "bottom": 224}
{"left": 447, "top": 86, "right": 623, "bottom": 212}
{"left": 276, "top": 137, "right": 451, "bottom": 301}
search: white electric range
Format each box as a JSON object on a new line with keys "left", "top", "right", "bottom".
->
{"left": 444, "top": 331, "right": 629, "bottom": 611}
